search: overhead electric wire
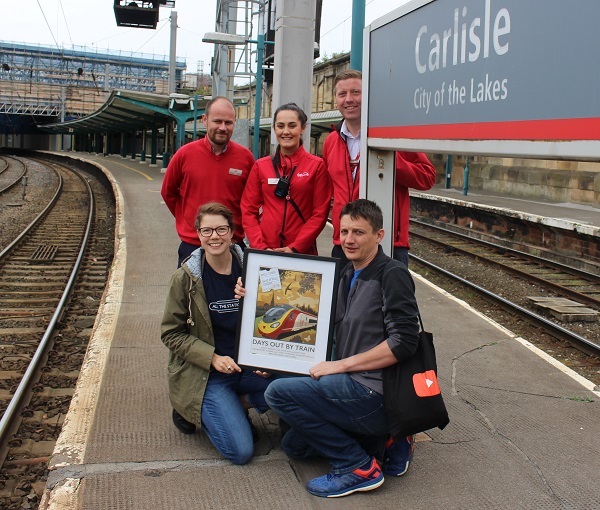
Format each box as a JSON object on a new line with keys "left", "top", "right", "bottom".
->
{"left": 133, "top": 17, "right": 170, "bottom": 54}
{"left": 59, "top": 0, "right": 74, "bottom": 46}
{"left": 35, "top": 0, "right": 61, "bottom": 51}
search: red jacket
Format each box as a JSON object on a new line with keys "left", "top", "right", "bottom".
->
{"left": 241, "top": 145, "right": 332, "bottom": 254}
{"left": 161, "top": 137, "right": 254, "bottom": 245}
{"left": 322, "top": 125, "right": 436, "bottom": 249}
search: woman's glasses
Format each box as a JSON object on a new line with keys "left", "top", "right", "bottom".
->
{"left": 198, "top": 225, "right": 230, "bottom": 237}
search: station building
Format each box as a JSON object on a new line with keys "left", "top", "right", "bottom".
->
{"left": 0, "top": 41, "right": 186, "bottom": 151}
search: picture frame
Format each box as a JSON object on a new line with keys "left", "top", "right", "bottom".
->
{"left": 236, "top": 249, "right": 340, "bottom": 375}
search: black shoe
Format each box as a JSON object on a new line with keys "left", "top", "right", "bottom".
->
{"left": 172, "top": 409, "right": 196, "bottom": 434}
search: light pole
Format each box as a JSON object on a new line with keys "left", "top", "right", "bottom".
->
{"left": 202, "top": 32, "right": 272, "bottom": 159}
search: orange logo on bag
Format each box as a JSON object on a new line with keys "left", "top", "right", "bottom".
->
{"left": 413, "top": 370, "right": 441, "bottom": 397}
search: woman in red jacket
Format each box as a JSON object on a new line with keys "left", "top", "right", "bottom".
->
{"left": 241, "top": 103, "right": 332, "bottom": 255}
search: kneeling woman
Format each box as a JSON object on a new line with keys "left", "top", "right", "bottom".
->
{"left": 161, "top": 202, "right": 271, "bottom": 464}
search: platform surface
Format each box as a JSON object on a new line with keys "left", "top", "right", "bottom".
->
{"left": 41, "top": 154, "right": 600, "bottom": 510}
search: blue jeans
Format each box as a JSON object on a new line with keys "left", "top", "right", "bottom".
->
{"left": 264, "top": 374, "right": 388, "bottom": 474}
{"left": 201, "top": 370, "right": 271, "bottom": 465}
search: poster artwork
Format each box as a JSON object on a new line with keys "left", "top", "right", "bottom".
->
{"left": 251, "top": 267, "right": 322, "bottom": 362}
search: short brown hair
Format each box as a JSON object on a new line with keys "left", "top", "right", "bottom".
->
{"left": 194, "top": 202, "right": 235, "bottom": 230}
{"left": 340, "top": 199, "right": 383, "bottom": 232}
{"left": 334, "top": 69, "right": 362, "bottom": 94}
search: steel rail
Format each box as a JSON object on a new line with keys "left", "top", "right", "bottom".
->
{"left": 0, "top": 166, "right": 62, "bottom": 261}
{"left": 411, "top": 218, "right": 600, "bottom": 282}
{"left": 410, "top": 253, "right": 600, "bottom": 358}
{"left": 410, "top": 220, "right": 600, "bottom": 309}
{"left": 0, "top": 167, "right": 95, "bottom": 447}
{"left": 0, "top": 156, "right": 27, "bottom": 194}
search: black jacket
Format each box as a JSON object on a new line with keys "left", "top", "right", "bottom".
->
{"left": 335, "top": 246, "right": 420, "bottom": 394}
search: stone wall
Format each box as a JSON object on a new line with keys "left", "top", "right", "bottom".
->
{"left": 430, "top": 154, "right": 600, "bottom": 206}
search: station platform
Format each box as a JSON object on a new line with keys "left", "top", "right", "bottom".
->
{"left": 413, "top": 185, "right": 600, "bottom": 238}
{"left": 40, "top": 153, "right": 599, "bottom": 509}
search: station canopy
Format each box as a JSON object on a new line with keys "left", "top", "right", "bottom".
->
{"left": 40, "top": 89, "right": 341, "bottom": 139}
{"left": 39, "top": 89, "right": 206, "bottom": 134}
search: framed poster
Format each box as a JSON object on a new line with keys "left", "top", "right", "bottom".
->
{"left": 236, "top": 249, "right": 340, "bottom": 375}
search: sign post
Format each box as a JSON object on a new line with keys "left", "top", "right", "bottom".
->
{"left": 363, "top": 0, "right": 600, "bottom": 253}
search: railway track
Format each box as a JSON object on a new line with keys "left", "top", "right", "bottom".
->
{"left": 409, "top": 218, "right": 600, "bottom": 361}
{"left": 0, "top": 156, "right": 27, "bottom": 195}
{"left": 0, "top": 156, "right": 115, "bottom": 508}
{"left": 0, "top": 160, "right": 93, "bottom": 456}
{"left": 411, "top": 219, "right": 600, "bottom": 306}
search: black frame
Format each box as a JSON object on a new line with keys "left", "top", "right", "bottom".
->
{"left": 236, "top": 249, "right": 340, "bottom": 375}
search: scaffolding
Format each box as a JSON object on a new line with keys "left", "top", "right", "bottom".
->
{"left": 0, "top": 41, "right": 186, "bottom": 121}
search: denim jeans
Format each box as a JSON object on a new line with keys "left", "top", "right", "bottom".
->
{"left": 201, "top": 370, "right": 271, "bottom": 465}
{"left": 264, "top": 373, "right": 388, "bottom": 474}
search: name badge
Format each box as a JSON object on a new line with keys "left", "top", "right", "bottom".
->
{"left": 229, "top": 168, "right": 243, "bottom": 176}
{"left": 267, "top": 178, "right": 279, "bottom": 185}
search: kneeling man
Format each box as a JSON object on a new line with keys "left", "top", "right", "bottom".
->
{"left": 265, "top": 199, "right": 420, "bottom": 498}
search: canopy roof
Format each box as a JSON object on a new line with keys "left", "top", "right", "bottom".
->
{"left": 39, "top": 90, "right": 206, "bottom": 134}
{"left": 40, "top": 89, "right": 341, "bottom": 138}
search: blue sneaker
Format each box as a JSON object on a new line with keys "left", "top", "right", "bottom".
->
{"left": 307, "top": 457, "right": 384, "bottom": 498}
{"left": 382, "top": 435, "right": 414, "bottom": 476}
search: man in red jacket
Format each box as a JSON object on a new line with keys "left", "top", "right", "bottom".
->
{"left": 161, "top": 96, "right": 255, "bottom": 266}
{"left": 322, "top": 70, "right": 437, "bottom": 267}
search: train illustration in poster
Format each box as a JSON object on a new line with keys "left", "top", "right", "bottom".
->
{"left": 257, "top": 304, "right": 318, "bottom": 339}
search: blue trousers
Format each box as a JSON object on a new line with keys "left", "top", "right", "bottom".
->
{"left": 393, "top": 247, "right": 409, "bottom": 267}
{"left": 264, "top": 373, "right": 388, "bottom": 474}
{"left": 201, "top": 370, "right": 270, "bottom": 465}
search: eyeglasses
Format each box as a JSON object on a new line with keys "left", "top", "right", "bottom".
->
{"left": 198, "top": 225, "right": 231, "bottom": 237}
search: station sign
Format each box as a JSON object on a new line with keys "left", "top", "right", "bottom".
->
{"left": 366, "top": 0, "right": 600, "bottom": 153}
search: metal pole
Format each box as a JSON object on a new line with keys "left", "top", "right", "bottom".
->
{"left": 168, "top": 11, "right": 178, "bottom": 94}
{"left": 445, "top": 155, "right": 453, "bottom": 188}
{"left": 253, "top": 34, "right": 264, "bottom": 159}
{"left": 193, "top": 94, "right": 198, "bottom": 141}
{"left": 350, "top": 0, "right": 365, "bottom": 70}
{"left": 463, "top": 156, "right": 469, "bottom": 195}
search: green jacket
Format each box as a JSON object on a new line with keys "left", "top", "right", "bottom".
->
{"left": 160, "top": 244, "right": 244, "bottom": 426}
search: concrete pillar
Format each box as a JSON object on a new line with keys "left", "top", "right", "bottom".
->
{"left": 271, "top": 0, "right": 317, "bottom": 154}
{"left": 168, "top": 11, "right": 178, "bottom": 94}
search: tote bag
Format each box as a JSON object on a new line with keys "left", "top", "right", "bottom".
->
{"left": 383, "top": 315, "right": 449, "bottom": 439}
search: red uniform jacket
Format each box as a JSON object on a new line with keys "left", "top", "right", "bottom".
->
{"left": 161, "top": 137, "right": 255, "bottom": 245}
{"left": 322, "top": 125, "right": 436, "bottom": 249}
{"left": 241, "top": 145, "right": 332, "bottom": 254}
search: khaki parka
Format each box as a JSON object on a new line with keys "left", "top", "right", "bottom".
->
{"left": 160, "top": 244, "right": 244, "bottom": 426}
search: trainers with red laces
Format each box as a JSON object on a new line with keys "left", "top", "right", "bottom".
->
{"left": 382, "top": 435, "right": 414, "bottom": 476}
{"left": 306, "top": 457, "right": 384, "bottom": 498}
